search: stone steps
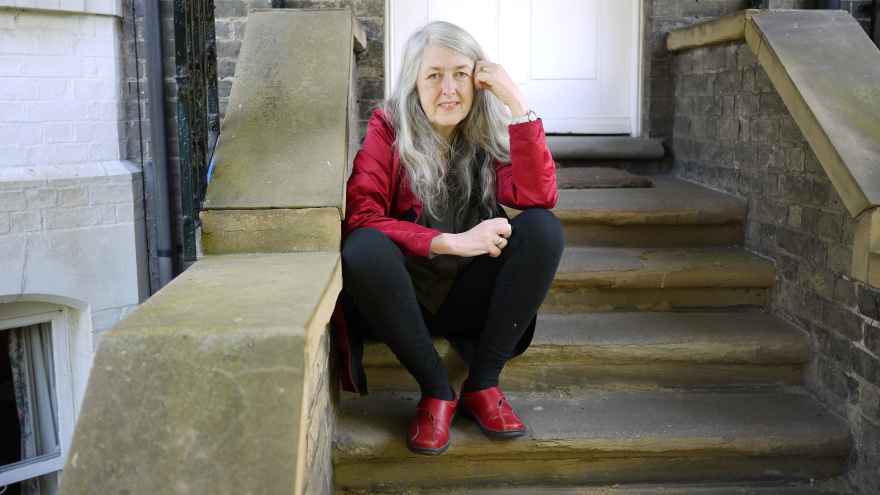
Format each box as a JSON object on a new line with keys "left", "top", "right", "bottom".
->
{"left": 333, "top": 390, "right": 849, "bottom": 492}
{"left": 509, "top": 177, "right": 746, "bottom": 246}
{"left": 332, "top": 175, "right": 849, "bottom": 494}
{"left": 338, "top": 481, "right": 845, "bottom": 495}
{"left": 544, "top": 246, "right": 774, "bottom": 312}
{"left": 360, "top": 311, "right": 809, "bottom": 392}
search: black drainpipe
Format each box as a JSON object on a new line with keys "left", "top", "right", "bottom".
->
{"left": 144, "top": 0, "right": 174, "bottom": 289}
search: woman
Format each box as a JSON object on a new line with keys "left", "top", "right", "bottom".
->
{"left": 332, "top": 21, "right": 563, "bottom": 456}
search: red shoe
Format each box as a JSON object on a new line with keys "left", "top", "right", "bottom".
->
{"left": 460, "top": 386, "right": 526, "bottom": 439}
{"left": 407, "top": 394, "right": 458, "bottom": 455}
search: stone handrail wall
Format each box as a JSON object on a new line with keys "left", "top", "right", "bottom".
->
{"left": 668, "top": 9, "right": 880, "bottom": 287}
{"left": 59, "top": 9, "right": 360, "bottom": 495}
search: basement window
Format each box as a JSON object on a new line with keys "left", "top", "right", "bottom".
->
{"left": 0, "top": 310, "right": 75, "bottom": 495}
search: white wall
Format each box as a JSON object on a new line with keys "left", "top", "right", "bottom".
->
{"left": 0, "top": 5, "right": 147, "bottom": 338}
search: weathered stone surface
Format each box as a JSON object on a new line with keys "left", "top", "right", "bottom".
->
{"left": 362, "top": 311, "right": 809, "bottom": 392}
{"left": 554, "top": 167, "right": 654, "bottom": 189}
{"left": 60, "top": 252, "right": 341, "bottom": 495}
{"left": 746, "top": 11, "right": 880, "bottom": 218}
{"left": 667, "top": 10, "right": 757, "bottom": 52}
{"left": 548, "top": 176, "right": 745, "bottom": 226}
{"left": 201, "top": 207, "right": 341, "bottom": 254}
{"left": 507, "top": 177, "right": 746, "bottom": 247}
{"left": 204, "top": 9, "right": 353, "bottom": 210}
{"left": 334, "top": 390, "right": 849, "bottom": 490}
{"left": 538, "top": 246, "right": 774, "bottom": 311}
{"left": 553, "top": 246, "right": 775, "bottom": 289}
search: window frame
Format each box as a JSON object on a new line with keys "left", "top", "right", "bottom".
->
{"left": 0, "top": 308, "right": 75, "bottom": 487}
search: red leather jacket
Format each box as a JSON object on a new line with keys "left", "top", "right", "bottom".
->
{"left": 332, "top": 109, "right": 557, "bottom": 394}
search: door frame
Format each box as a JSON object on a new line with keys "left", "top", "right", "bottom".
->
{"left": 384, "top": 0, "right": 644, "bottom": 137}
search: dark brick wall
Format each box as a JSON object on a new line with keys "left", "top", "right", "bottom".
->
{"left": 643, "top": 1, "right": 752, "bottom": 144}
{"left": 213, "top": 0, "right": 385, "bottom": 139}
{"left": 643, "top": 0, "right": 874, "bottom": 144}
{"left": 671, "top": 41, "right": 880, "bottom": 494}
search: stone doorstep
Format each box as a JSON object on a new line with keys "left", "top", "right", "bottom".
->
{"left": 333, "top": 390, "right": 849, "bottom": 489}
{"left": 546, "top": 136, "right": 665, "bottom": 161}
{"left": 358, "top": 311, "right": 809, "bottom": 391}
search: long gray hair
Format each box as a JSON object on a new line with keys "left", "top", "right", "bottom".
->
{"left": 383, "top": 21, "right": 511, "bottom": 222}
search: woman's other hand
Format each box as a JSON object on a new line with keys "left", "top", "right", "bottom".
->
{"left": 431, "top": 218, "right": 513, "bottom": 258}
{"left": 473, "top": 61, "right": 528, "bottom": 117}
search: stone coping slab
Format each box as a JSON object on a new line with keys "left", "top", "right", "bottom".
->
{"left": 204, "top": 9, "right": 354, "bottom": 211}
{"left": 60, "top": 252, "right": 341, "bottom": 495}
{"left": 201, "top": 207, "right": 341, "bottom": 254}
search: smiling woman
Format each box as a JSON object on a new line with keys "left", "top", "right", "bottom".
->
{"left": 332, "top": 21, "right": 563, "bottom": 457}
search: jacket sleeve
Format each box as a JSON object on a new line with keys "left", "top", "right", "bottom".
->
{"left": 343, "top": 111, "right": 441, "bottom": 258}
{"left": 495, "top": 119, "right": 558, "bottom": 210}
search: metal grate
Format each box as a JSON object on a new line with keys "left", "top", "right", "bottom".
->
{"left": 173, "top": 0, "right": 220, "bottom": 263}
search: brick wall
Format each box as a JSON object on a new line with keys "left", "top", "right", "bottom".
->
{"left": 643, "top": 1, "right": 753, "bottom": 144}
{"left": 643, "top": 0, "right": 877, "bottom": 147}
{"left": 0, "top": 6, "right": 147, "bottom": 334}
{"left": 671, "top": 41, "right": 880, "bottom": 494}
{"left": 0, "top": 9, "right": 124, "bottom": 167}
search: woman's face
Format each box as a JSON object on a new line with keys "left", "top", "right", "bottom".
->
{"left": 416, "top": 44, "right": 475, "bottom": 140}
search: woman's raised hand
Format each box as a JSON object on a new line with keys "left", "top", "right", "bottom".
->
{"left": 431, "top": 218, "right": 513, "bottom": 258}
{"left": 473, "top": 61, "right": 528, "bottom": 117}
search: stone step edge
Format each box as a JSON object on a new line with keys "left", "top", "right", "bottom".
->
{"left": 334, "top": 391, "right": 849, "bottom": 461}
{"left": 547, "top": 136, "right": 665, "bottom": 161}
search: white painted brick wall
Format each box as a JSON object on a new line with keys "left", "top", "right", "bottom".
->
{"left": 0, "top": 9, "right": 123, "bottom": 168}
{"left": 0, "top": 1, "right": 121, "bottom": 16}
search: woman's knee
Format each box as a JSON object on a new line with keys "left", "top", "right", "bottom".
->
{"left": 341, "top": 228, "right": 403, "bottom": 277}
{"left": 511, "top": 208, "right": 564, "bottom": 257}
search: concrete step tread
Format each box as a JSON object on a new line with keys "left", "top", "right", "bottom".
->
{"left": 546, "top": 176, "right": 746, "bottom": 225}
{"left": 362, "top": 311, "right": 809, "bottom": 367}
{"left": 334, "top": 390, "right": 849, "bottom": 461}
{"left": 555, "top": 246, "right": 775, "bottom": 288}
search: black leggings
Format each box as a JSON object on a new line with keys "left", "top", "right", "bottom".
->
{"left": 341, "top": 208, "right": 564, "bottom": 400}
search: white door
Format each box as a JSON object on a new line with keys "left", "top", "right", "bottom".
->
{"left": 387, "top": 0, "right": 641, "bottom": 135}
